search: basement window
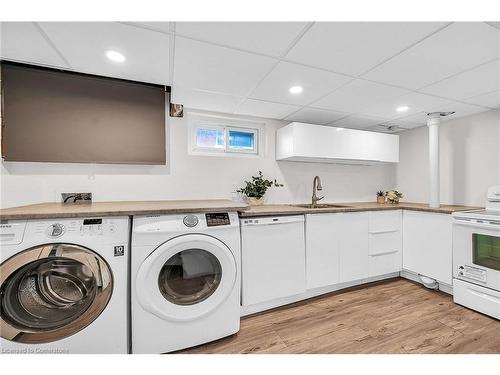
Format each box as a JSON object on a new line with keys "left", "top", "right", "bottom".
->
{"left": 189, "top": 114, "right": 261, "bottom": 156}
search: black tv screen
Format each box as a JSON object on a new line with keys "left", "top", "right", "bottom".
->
{"left": 1, "top": 62, "right": 167, "bottom": 165}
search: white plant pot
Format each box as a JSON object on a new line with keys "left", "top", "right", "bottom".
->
{"left": 247, "top": 197, "right": 265, "bottom": 206}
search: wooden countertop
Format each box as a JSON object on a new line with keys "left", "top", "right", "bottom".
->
{"left": 238, "top": 202, "right": 482, "bottom": 217}
{"left": 0, "top": 199, "right": 249, "bottom": 220}
{"left": 0, "top": 199, "right": 481, "bottom": 220}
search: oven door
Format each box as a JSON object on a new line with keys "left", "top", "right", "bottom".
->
{"left": 453, "top": 218, "right": 500, "bottom": 290}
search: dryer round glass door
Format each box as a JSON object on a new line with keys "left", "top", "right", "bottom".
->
{"left": 158, "top": 249, "right": 222, "bottom": 305}
{"left": 136, "top": 234, "right": 237, "bottom": 322}
{"left": 0, "top": 244, "right": 113, "bottom": 344}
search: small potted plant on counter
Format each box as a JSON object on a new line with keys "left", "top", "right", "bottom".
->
{"left": 385, "top": 190, "right": 403, "bottom": 204}
{"left": 237, "top": 171, "right": 284, "bottom": 206}
{"left": 376, "top": 190, "right": 386, "bottom": 204}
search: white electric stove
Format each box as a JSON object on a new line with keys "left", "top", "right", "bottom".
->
{"left": 452, "top": 186, "right": 500, "bottom": 320}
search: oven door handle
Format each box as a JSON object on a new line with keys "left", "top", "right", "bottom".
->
{"left": 453, "top": 219, "right": 500, "bottom": 231}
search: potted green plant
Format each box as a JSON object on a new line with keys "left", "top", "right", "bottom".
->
{"left": 376, "top": 190, "right": 385, "bottom": 204}
{"left": 236, "top": 171, "right": 284, "bottom": 206}
{"left": 385, "top": 190, "right": 403, "bottom": 204}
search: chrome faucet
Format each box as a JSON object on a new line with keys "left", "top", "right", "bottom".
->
{"left": 311, "top": 175, "right": 324, "bottom": 208}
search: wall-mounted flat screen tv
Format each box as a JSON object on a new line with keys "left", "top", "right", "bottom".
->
{"left": 1, "top": 62, "right": 167, "bottom": 165}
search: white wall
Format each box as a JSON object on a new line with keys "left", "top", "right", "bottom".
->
{"left": 0, "top": 110, "right": 396, "bottom": 208}
{"left": 396, "top": 109, "right": 500, "bottom": 207}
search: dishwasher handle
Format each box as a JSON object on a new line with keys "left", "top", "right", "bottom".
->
{"left": 240, "top": 215, "right": 304, "bottom": 226}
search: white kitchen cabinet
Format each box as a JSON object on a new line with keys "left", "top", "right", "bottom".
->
{"left": 368, "top": 210, "right": 403, "bottom": 277}
{"left": 240, "top": 216, "right": 306, "bottom": 306}
{"left": 338, "top": 212, "right": 369, "bottom": 282}
{"left": 276, "top": 122, "right": 399, "bottom": 164}
{"left": 306, "top": 211, "right": 398, "bottom": 288}
{"left": 305, "top": 212, "right": 369, "bottom": 288}
{"left": 402, "top": 210, "right": 453, "bottom": 285}
{"left": 305, "top": 214, "right": 341, "bottom": 289}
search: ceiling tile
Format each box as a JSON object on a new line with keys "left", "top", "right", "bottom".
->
{"left": 285, "top": 22, "right": 446, "bottom": 76}
{"left": 419, "top": 59, "right": 500, "bottom": 100}
{"left": 367, "top": 123, "right": 410, "bottom": 133}
{"left": 285, "top": 107, "right": 347, "bottom": 125}
{"left": 125, "top": 22, "right": 171, "bottom": 34}
{"left": 465, "top": 90, "right": 500, "bottom": 109}
{"left": 234, "top": 99, "right": 300, "bottom": 119}
{"left": 430, "top": 101, "right": 491, "bottom": 120}
{"left": 312, "top": 79, "right": 410, "bottom": 115}
{"left": 388, "top": 111, "right": 429, "bottom": 128}
{"left": 361, "top": 91, "right": 455, "bottom": 119}
{"left": 364, "top": 22, "right": 500, "bottom": 90}
{"left": 0, "top": 22, "right": 69, "bottom": 68}
{"left": 39, "top": 22, "right": 170, "bottom": 84}
{"left": 171, "top": 86, "right": 243, "bottom": 113}
{"left": 173, "top": 36, "right": 276, "bottom": 97}
{"left": 175, "top": 22, "right": 308, "bottom": 56}
{"left": 249, "top": 61, "right": 351, "bottom": 106}
{"left": 329, "top": 114, "right": 387, "bottom": 129}
{"left": 392, "top": 102, "right": 491, "bottom": 127}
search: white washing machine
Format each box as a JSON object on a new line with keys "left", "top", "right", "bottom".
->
{"left": 0, "top": 216, "right": 129, "bottom": 354}
{"left": 131, "top": 212, "right": 240, "bottom": 354}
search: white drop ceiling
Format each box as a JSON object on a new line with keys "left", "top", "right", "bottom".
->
{"left": 1, "top": 21, "right": 499, "bottom": 132}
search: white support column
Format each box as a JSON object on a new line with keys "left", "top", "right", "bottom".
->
{"left": 427, "top": 114, "right": 441, "bottom": 208}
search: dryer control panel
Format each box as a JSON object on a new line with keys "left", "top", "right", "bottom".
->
{"left": 205, "top": 213, "right": 230, "bottom": 227}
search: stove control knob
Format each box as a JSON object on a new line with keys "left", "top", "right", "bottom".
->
{"left": 183, "top": 215, "right": 199, "bottom": 228}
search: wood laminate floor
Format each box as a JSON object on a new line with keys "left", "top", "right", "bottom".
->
{"left": 179, "top": 278, "right": 500, "bottom": 354}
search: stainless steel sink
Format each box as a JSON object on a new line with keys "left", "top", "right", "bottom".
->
{"left": 291, "top": 204, "right": 352, "bottom": 209}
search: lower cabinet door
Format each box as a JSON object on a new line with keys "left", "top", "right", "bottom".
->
{"left": 339, "top": 212, "right": 369, "bottom": 283}
{"left": 305, "top": 214, "right": 340, "bottom": 289}
{"left": 403, "top": 210, "right": 453, "bottom": 284}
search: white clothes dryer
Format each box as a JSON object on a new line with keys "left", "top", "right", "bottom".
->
{"left": 131, "top": 212, "right": 240, "bottom": 353}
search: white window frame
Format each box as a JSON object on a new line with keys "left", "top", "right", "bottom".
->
{"left": 188, "top": 113, "right": 263, "bottom": 157}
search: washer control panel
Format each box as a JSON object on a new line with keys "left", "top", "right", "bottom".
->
{"left": 205, "top": 213, "right": 231, "bottom": 227}
{"left": 42, "top": 218, "right": 117, "bottom": 238}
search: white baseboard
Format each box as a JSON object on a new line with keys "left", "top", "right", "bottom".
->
{"left": 400, "top": 269, "right": 453, "bottom": 295}
{"left": 240, "top": 272, "right": 400, "bottom": 317}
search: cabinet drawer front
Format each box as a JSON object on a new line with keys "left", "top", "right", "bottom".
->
{"left": 454, "top": 279, "right": 500, "bottom": 319}
{"left": 369, "top": 210, "right": 401, "bottom": 234}
{"left": 369, "top": 231, "right": 401, "bottom": 256}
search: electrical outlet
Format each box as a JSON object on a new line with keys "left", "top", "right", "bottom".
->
{"left": 61, "top": 192, "right": 92, "bottom": 204}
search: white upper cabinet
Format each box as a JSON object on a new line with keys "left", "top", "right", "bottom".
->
{"left": 276, "top": 122, "right": 399, "bottom": 164}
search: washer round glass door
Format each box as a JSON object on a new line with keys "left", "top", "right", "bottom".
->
{"left": 136, "top": 234, "right": 236, "bottom": 322}
{"left": 0, "top": 244, "right": 113, "bottom": 344}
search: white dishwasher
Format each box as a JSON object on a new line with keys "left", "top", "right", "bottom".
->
{"left": 240, "top": 215, "right": 306, "bottom": 307}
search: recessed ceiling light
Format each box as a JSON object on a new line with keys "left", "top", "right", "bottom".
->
{"left": 396, "top": 105, "right": 409, "bottom": 113}
{"left": 105, "top": 50, "right": 126, "bottom": 63}
{"left": 336, "top": 127, "right": 344, "bottom": 131}
{"left": 289, "top": 85, "right": 303, "bottom": 94}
